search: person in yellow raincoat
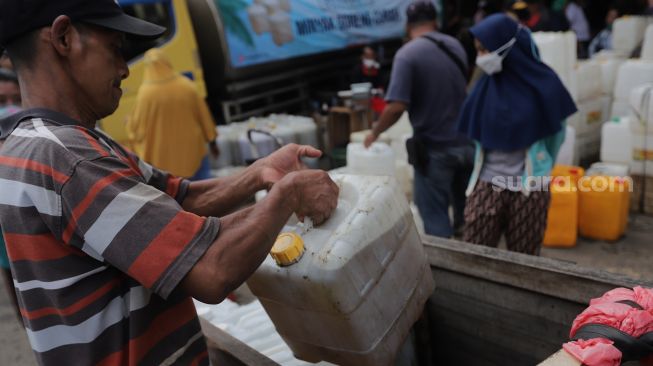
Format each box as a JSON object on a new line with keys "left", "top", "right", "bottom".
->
{"left": 127, "top": 49, "right": 218, "bottom": 180}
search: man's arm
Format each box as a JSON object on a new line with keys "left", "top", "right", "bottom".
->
{"left": 180, "top": 170, "right": 339, "bottom": 304}
{"left": 182, "top": 144, "right": 323, "bottom": 217}
{"left": 364, "top": 101, "right": 407, "bottom": 148}
{"left": 363, "top": 53, "right": 412, "bottom": 148}
{"left": 181, "top": 167, "right": 264, "bottom": 217}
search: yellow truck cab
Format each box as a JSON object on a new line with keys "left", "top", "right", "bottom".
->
{"left": 100, "top": 0, "right": 205, "bottom": 145}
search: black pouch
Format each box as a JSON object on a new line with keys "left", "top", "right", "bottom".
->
{"left": 406, "top": 136, "right": 429, "bottom": 174}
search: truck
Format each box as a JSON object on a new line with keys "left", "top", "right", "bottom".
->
{"left": 200, "top": 236, "right": 650, "bottom": 365}
{"left": 101, "top": 0, "right": 420, "bottom": 145}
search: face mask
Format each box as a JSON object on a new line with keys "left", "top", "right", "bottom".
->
{"left": 475, "top": 35, "right": 518, "bottom": 75}
{"left": 363, "top": 59, "right": 380, "bottom": 69}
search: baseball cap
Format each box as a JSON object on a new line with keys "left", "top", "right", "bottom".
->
{"left": 406, "top": 1, "right": 438, "bottom": 25}
{"left": 0, "top": 0, "right": 166, "bottom": 47}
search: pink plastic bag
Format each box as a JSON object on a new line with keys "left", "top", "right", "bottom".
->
{"left": 563, "top": 338, "right": 621, "bottom": 366}
{"left": 571, "top": 287, "right": 653, "bottom": 338}
{"left": 562, "top": 287, "right": 653, "bottom": 366}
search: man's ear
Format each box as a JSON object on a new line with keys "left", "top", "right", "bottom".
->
{"left": 48, "top": 15, "right": 75, "bottom": 56}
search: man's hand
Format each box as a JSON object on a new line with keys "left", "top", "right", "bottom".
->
{"left": 183, "top": 144, "right": 322, "bottom": 218}
{"left": 181, "top": 168, "right": 339, "bottom": 303}
{"left": 209, "top": 141, "right": 220, "bottom": 159}
{"left": 253, "top": 144, "right": 322, "bottom": 189}
{"left": 364, "top": 102, "right": 407, "bottom": 148}
{"left": 364, "top": 131, "right": 378, "bottom": 148}
{"left": 277, "top": 170, "right": 339, "bottom": 225}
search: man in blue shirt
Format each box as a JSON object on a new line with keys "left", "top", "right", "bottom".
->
{"left": 365, "top": 1, "right": 473, "bottom": 238}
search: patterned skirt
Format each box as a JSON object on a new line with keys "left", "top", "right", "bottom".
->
{"left": 462, "top": 181, "right": 551, "bottom": 255}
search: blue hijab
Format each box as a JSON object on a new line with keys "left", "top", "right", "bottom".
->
{"left": 457, "top": 14, "right": 577, "bottom": 151}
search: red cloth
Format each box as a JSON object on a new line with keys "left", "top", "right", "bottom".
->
{"left": 361, "top": 65, "right": 379, "bottom": 77}
{"left": 563, "top": 286, "right": 653, "bottom": 366}
{"left": 526, "top": 13, "right": 541, "bottom": 29}
{"left": 371, "top": 96, "right": 386, "bottom": 114}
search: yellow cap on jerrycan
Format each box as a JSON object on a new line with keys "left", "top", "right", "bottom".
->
{"left": 270, "top": 232, "right": 305, "bottom": 266}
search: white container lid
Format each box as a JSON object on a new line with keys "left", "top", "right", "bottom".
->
{"left": 587, "top": 162, "right": 631, "bottom": 177}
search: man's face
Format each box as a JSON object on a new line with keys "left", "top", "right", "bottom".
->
{"left": 0, "top": 80, "right": 20, "bottom": 107}
{"left": 362, "top": 47, "right": 376, "bottom": 61}
{"left": 69, "top": 25, "right": 129, "bottom": 119}
{"left": 606, "top": 9, "right": 618, "bottom": 25}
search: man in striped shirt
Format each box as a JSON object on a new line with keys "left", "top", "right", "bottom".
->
{"left": 0, "top": 1, "right": 339, "bottom": 365}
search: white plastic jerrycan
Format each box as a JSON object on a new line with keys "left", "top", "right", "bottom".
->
{"left": 346, "top": 142, "right": 396, "bottom": 176}
{"left": 247, "top": 174, "right": 434, "bottom": 366}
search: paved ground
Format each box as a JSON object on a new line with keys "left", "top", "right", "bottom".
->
{"left": 1, "top": 214, "right": 652, "bottom": 364}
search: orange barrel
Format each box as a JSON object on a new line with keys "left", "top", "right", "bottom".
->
{"left": 578, "top": 176, "right": 631, "bottom": 241}
{"left": 543, "top": 177, "right": 579, "bottom": 247}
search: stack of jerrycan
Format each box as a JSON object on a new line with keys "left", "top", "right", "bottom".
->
{"left": 611, "top": 60, "right": 653, "bottom": 118}
{"left": 543, "top": 165, "right": 585, "bottom": 247}
{"left": 247, "top": 174, "right": 434, "bottom": 366}
{"left": 531, "top": 32, "right": 576, "bottom": 93}
{"left": 579, "top": 166, "right": 631, "bottom": 241}
{"left": 612, "top": 16, "right": 649, "bottom": 58}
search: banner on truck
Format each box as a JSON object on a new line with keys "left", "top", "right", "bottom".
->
{"left": 216, "top": 0, "right": 438, "bottom": 68}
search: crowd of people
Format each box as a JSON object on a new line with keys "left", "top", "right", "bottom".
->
{"left": 443, "top": 0, "right": 653, "bottom": 59}
{"left": 356, "top": 0, "right": 651, "bottom": 253}
{"left": 364, "top": 1, "right": 577, "bottom": 255}
{"left": 0, "top": 0, "right": 643, "bottom": 365}
{"left": 124, "top": 0, "right": 587, "bottom": 249}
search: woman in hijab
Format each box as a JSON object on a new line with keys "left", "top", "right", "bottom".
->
{"left": 127, "top": 49, "right": 218, "bottom": 180}
{"left": 457, "top": 14, "right": 577, "bottom": 255}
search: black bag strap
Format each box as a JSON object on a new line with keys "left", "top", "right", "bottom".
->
{"left": 573, "top": 323, "right": 653, "bottom": 362}
{"left": 572, "top": 301, "right": 653, "bottom": 362}
{"left": 421, "top": 35, "right": 469, "bottom": 81}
